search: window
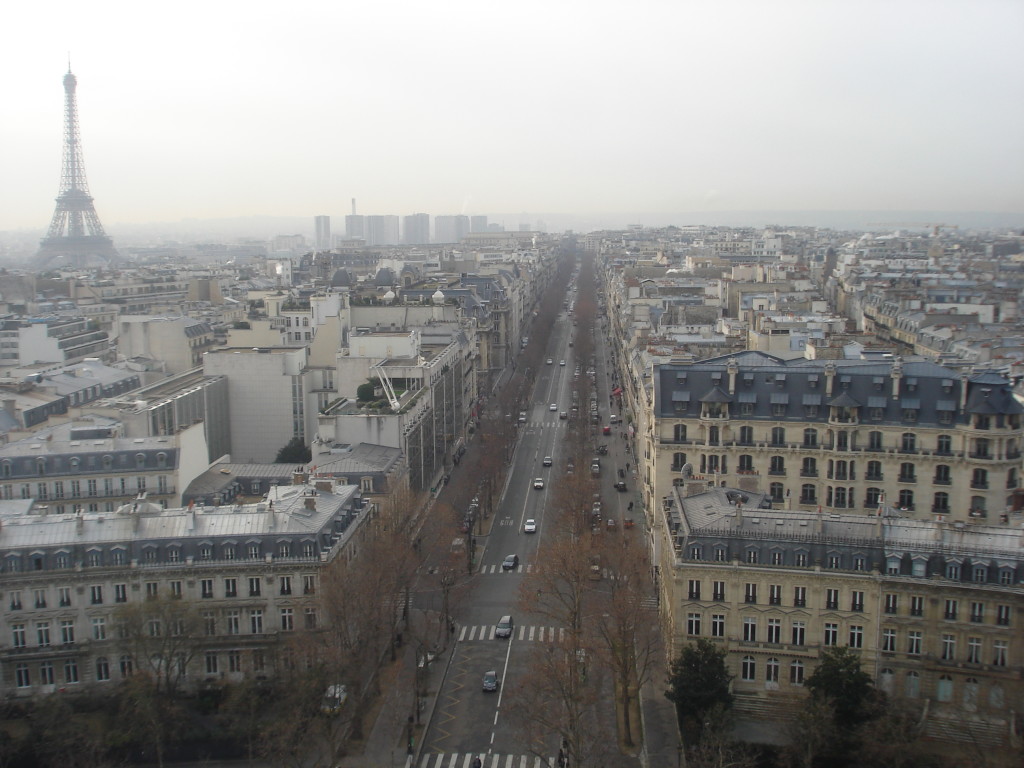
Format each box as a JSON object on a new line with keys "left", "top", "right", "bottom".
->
{"left": 114, "top": 584, "right": 127, "bottom": 603}
{"left": 907, "top": 631, "right": 922, "bottom": 655}
{"left": 96, "top": 657, "right": 110, "bottom": 682}
{"left": 714, "top": 548, "right": 727, "bottom": 562}
{"left": 203, "top": 612, "right": 216, "bottom": 636}
{"left": 224, "top": 545, "right": 236, "bottom": 561}
{"left": 769, "top": 483, "right": 784, "bottom": 503}
{"left": 849, "top": 625, "right": 863, "bottom": 648}
{"left": 970, "top": 602, "right": 984, "bottom": 623}
{"left": 248, "top": 543, "right": 260, "bottom": 560}
{"left": 866, "top": 461, "right": 882, "bottom": 481}
{"left": 248, "top": 577, "right": 261, "bottom": 597}
{"left": 853, "top": 555, "right": 865, "bottom": 571}
{"left": 793, "top": 586, "right": 806, "bottom": 607}
{"left": 34, "top": 589, "right": 47, "bottom": 609}
{"left": 120, "top": 655, "right": 133, "bottom": 678}
{"left": 967, "top": 637, "right": 982, "bottom": 664}
{"left": 944, "top": 599, "right": 958, "bottom": 620}
{"left": 9, "top": 591, "right": 21, "bottom": 610}
{"left": 60, "top": 620, "right": 75, "bottom": 645}
{"left": 303, "top": 575, "right": 317, "bottom": 595}
{"left": 39, "top": 662, "right": 54, "bottom": 685}
{"left": 145, "top": 582, "right": 158, "bottom": 600}
{"left": 688, "top": 580, "right": 701, "bottom": 600}
{"left": 904, "top": 670, "right": 920, "bottom": 698}
{"left": 249, "top": 610, "right": 263, "bottom": 634}
{"left": 281, "top": 608, "right": 294, "bottom": 632}
{"left": 771, "top": 551, "right": 783, "bottom": 565}
{"left": 226, "top": 610, "right": 240, "bottom": 635}
{"left": 824, "top": 623, "right": 838, "bottom": 646}
{"left": 766, "top": 658, "right": 780, "bottom": 684}
{"left": 996, "top": 604, "right": 1011, "bottom": 626}
{"left": 746, "top": 549, "right": 759, "bottom": 564}
{"left": 64, "top": 659, "right": 79, "bottom": 684}
{"left": 993, "top": 640, "right": 1008, "bottom": 667}
{"left": 36, "top": 622, "right": 51, "bottom": 647}
{"left": 791, "top": 621, "right": 805, "bottom": 646}
{"left": 803, "top": 428, "right": 818, "bottom": 447}
{"left": 744, "top": 583, "right": 757, "bottom": 604}
{"left": 304, "top": 608, "right": 319, "bottom": 629}
{"left": 205, "top": 653, "right": 219, "bottom": 675}
{"left": 790, "top": 660, "right": 805, "bottom": 686}
{"left": 741, "top": 656, "right": 755, "bottom": 682}
{"left": 795, "top": 553, "right": 808, "bottom": 567}
{"left": 228, "top": 650, "right": 242, "bottom": 673}
{"left": 801, "top": 457, "right": 817, "bottom": 477}
{"left": 800, "top": 484, "right": 816, "bottom": 504}
{"left": 851, "top": 591, "right": 864, "bottom": 611}
{"left": 769, "top": 585, "right": 781, "bottom": 605}
{"left": 743, "top": 617, "right": 757, "bottom": 642}
{"left": 868, "top": 431, "right": 883, "bottom": 450}
{"left": 882, "top": 628, "right": 896, "bottom": 652}
{"left": 711, "top": 614, "right": 725, "bottom": 638}
{"left": 12, "top": 624, "right": 25, "bottom": 648}
{"left": 769, "top": 456, "right": 785, "bottom": 475}
{"left": 767, "top": 618, "right": 781, "bottom": 644}
{"left": 58, "top": 587, "right": 71, "bottom": 607}
{"left": 224, "top": 578, "right": 237, "bottom": 597}
{"left": 934, "top": 465, "right": 951, "bottom": 484}
{"left": 825, "top": 589, "right": 839, "bottom": 610}
{"left": 88, "top": 585, "right": 103, "bottom": 605}
{"left": 91, "top": 617, "right": 106, "bottom": 641}
{"left": 687, "top": 613, "right": 701, "bottom": 636}
{"left": 14, "top": 665, "right": 29, "bottom": 688}
{"left": 771, "top": 427, "right": 786, "bottom": 446}
{"left": 147, "top": 618, "right": 161, "bottom": 638}
{"left": 936, "top": 675, "right": 953, "bottom": 703}
{"left": 910, "top": 596, "right": 924, "bottom": 617}
{"left": 169, "top": 580, "right": 183, "bottom": 599}
{"left": 901, "top": 432, "right": 916, "bottom": 452}
{"left": 884, "top": 594, "right": 898, "bottom": 614}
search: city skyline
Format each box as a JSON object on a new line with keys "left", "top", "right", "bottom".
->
{"left": 2, "top": 0, "right": 1023, "bottom": 235}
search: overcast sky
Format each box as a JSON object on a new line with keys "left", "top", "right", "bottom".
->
{"left": 2, "top": 0, "right": 1022, "bottom": 233}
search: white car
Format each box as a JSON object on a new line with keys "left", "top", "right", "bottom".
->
{"left": 546, "top": 358, "right": 553, "bottom": 365}
{"left": 533, "top": 478, "right": 544, "bottom": 490}
{"left": 549, "top": 403, "right": 557, "bottom": 411}
{"left": 524, "top": 518, "right": 537, "bottom": 533}
{"left": 560, "top": 360, "right": 566, "bottom": 366}
{"left": 542, "top": 456, "right": 553, "bottom": 466}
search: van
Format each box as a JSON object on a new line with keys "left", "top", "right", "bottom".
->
{"left": 610, "top": 414, "right": 618, "bottom": 424}
{"left": 495, "top": 615, "right": 514, "bottom": 639}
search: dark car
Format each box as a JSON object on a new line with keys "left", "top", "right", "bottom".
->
{"left": 482, "top": 670, "right": 500, "bottom": 692}
{"left": 502, "top": 554, "right": 519, "bottom": 571}
{"left": 615, "top": 481, "right": 627, "bottom": 492}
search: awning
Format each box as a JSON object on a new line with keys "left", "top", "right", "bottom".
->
{"left": 936, "top": 400, "right": 956, "bottom": 411}
{"left": 901, "top": 398, "right": 921, "bottom": 409}
{"left": 803, "top": 394, "right": 822, "bottom": 405}
{"left": 672, "top": 391, "right": 691, "bottom": 402}
{"left": 868, "top": 397, "right": 887, "bottom": 408}
{"left": 770, "top": 393, "right": 789, "bottom": 404}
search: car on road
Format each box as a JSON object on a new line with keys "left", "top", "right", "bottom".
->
{"left": 615, "top": 481, "right": 627, "bottom": 492}
{"left": 502, "top": 554, "right": 519, "bottom": 570}
{"left": 495, "top": 615, "right": 514, "bottom": 638}
{"left": 533, "top": 478, "right": 544, "bottom": 490}
{"left": 542, "top": 456, "right": 553, "bottom": 466}
{"left": 559, "top": 359, "right": 566, "bottom": 366}
{"left": 524, "top": 518, "right": 537, "bottom": 533}
{"left": 559, "top": 411, "right": 567, "bottom": 420}
{"left": 606, "top": 517, "right": 617, "bottom": 529}
{"left": 549, "top": 403, "right": 557, "bottom": 411}
{"left": 518, "top": 411, "right": 526, "bottom": 423}
{"left": 483, "top": 670, "right": 500, "bottom": 692}
{"left": 546, "top": 358, "right": 553, "bottom": 365}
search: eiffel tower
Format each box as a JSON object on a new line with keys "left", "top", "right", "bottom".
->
{"left": 36, "top": 68, "right": 118, "bottom": 267}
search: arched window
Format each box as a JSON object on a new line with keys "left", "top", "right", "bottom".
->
{"left": 898, "top": 462, "right": 916, "bottom": 482}
{"left": 156, "top": 452, "right": 167, "bottom": 469}
{"left": 771, "top": 427, "right": 786, "bottom": 446}
{"left": 102, "top": 455, "right": 113, "bottom": 470}
{"left": 936, "top": 434, "right": 952, "bottom": 454}
{"left": 36, "top": 457, "right": 47, "bottom": 476}
{"left": 866, "top": 461, "right": 882, "bottom": 480}
{"left": 769, "top": 483, "right": 784, "bottom": 503}
{"left": 868, "top": 431, "right": 883, "bottom": 450}
{"left": 879, "top": 668, "right": 894, "bottom": 694}
{"left": 801, "top": 457, "right": 817, "bottom": 477}
{"left": 936, "top": 674, "right": 953, "bottom": 702}
{"left": 738, "top": 455, "right": 753, "bottom": 472}
{"left": 765, "top": 658, "right": 780, "bottom": 684}
{"left": 904, "top": 671, "right": 920, "bottom": 698}
{"left": 1, "top": 460, "right": 11, "bottom": 478}
{"left": 898, "top": 489, "right": 914, "bottom": 510}
{"left": 800, "top": 484, "right": 816, "bottom": 504}
{"left": 971, "top": 468, "right": 988, "bottom": 489}
{"left": 865, "top": 487, "right": 882, "bottom": 507}
{"left": 135, "top": 453, "right": 146, "bottom": 469}
{"left": 933, "top": 492, "right": 949, "bottom": 512}
{"left": 120, "top": 655, "right": 134, "bottom": 678}
{"left": 769, "top": 456, "right": 785, "bottom": 474}
{"left": 963, "top": 678, "right": 979, "bottom": 711}
{"left": 989, "top": 684, "right": 1005, "bottom": 709}
{"left": 803, "top": 428, "right": 817, "bottom": 447}
{"left": 741, "top": 656, "right": 755, "bottom": 682}
{"left": 901, "top": 432, "right": 916, "bottom": 452}
{"left": 789, "top": 660, "right": 804, "bottom": 686}
{"left": 934, "top": 465, "right": 951, "bottom": 484}
{"left": 673, "top": 424, "right": 687, "bottom": 442}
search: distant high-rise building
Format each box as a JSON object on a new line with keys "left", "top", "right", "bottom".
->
{"left": 470, "top": 215, "right": 488, "bottom": 233}
{"left": 36, "top": 68, "right": 118, "bottom": 268}
{"left": 345, "top": 215, "right": 365, "bottom": 240}
{"left": 314, "top": 215, "right": 331, "bottom": 250}
{"left": 435, "top": 215, "right": 470, "bottom": 244}
{"left": 366, "top": 215, "right": 400, "bottom": 246}
{"left": 403, "top": 213, "right": 430, "bottom": 245}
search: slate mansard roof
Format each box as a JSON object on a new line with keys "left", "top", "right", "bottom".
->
{"left": 654, "top": 351, "right": 1023, "bottom": 425}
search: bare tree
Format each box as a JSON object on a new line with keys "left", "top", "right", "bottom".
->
{"left": 113, "top": 593, "right": 202, "bottom": 696}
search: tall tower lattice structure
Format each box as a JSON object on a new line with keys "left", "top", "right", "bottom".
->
{"left": 36, "top": 68, "right": 118, "bottom": 267}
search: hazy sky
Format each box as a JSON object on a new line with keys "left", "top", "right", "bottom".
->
{"left": 3, "top": 0, "right": 1023, "bottom": 233}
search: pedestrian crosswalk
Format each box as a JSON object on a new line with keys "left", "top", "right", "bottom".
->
{"left": 457, "top": 624, "right": 568, "bottom": 643}
{"left": 478, "top": 563, "right": 534, "bottom": 574}
{"left": 417, "top": 753, "right": 558, "bottom": 768}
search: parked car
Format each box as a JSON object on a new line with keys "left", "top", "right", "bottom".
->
{"left": 502, "top": 554, "right": 519, "bottom": 570}
{"left": 483, "top": 670, "right": 500, "bottom": 692}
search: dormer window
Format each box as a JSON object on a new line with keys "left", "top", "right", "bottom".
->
{"left": 873, "top": 376, "right": 884, "bottom": 390}
{"left": 807, "top": 375, "right": 819, "bottom": 389}
{"left": 905, "top": 378, "right": 918, "bottom": 392}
